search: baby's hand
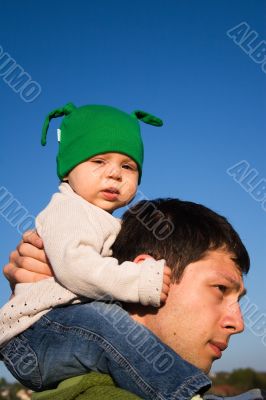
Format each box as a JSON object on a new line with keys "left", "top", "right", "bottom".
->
{"left": 160, "top": 265, "right": 171, "bottom": 303}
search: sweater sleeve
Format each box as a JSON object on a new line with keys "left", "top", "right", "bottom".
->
{"left": 36, "top": 196, "right": 164, "bottom": 307}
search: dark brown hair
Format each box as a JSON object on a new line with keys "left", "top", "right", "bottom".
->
{"left": 112, "top": 199, "right": 250, "bottom": 281}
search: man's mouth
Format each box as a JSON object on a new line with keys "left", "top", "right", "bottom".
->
{"left": 209, "top": 341, "right": 228, "bottom": 359}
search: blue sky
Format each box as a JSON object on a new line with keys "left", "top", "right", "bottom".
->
{"left": 0, "top": 0, "right": 265, "bottom": 381}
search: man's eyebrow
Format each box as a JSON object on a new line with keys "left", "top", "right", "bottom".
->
{"left": 212, "top": 272, "right": 247, "bottom": 298}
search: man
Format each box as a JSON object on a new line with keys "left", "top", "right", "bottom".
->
{"left": 3, "top": 199, "right": 263, "bottom": 399}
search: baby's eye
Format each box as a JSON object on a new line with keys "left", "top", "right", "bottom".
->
{"left": 91, "top": 159, "right": 105, "bottom": 164}
{"left": 122, "top": 164, "right": 135, "bottom": 170}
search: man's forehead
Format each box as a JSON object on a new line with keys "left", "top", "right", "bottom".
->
{"left": 201, "top": 249, "right": 241, "bottom": 268}
{"left": 196, "top": 250, "right": 246, "bottom": 295}
{"left": 184, "top": 249, "right": 243, "bottom": 278}
{"left": 209, "top": 270, "right": 246, "bottom": 294}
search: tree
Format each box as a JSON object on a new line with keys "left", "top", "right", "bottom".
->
{"left": 228, "top": 369, "right": 262, "bottom": 390}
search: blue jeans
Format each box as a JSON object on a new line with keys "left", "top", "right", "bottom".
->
{"left": 0, "top": 301, "right": 211, "bottom": 399}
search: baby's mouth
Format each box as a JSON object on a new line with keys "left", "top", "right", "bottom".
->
{"left": 101, "top": 188, "right": 120, "bottom": 201}
{"left": 104, "top": 187, "right": 120, "bottom": 194}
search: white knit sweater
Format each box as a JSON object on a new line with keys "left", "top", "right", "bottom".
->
{"left": 0, "top": 183, "right": 164, "bottom": 347}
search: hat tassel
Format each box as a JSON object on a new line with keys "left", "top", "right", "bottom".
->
{"left": 131, "top": 110, "right": 163, "bottom": 127}
{"left": 41, "top": 102, "right": 76, "bottom": 146}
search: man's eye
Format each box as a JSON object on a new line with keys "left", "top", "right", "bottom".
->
{"left": 215, "top": 285, "right": 227, "bottom": 293}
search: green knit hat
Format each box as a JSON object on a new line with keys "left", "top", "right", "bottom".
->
{"left": 41, "top": 102, "right": 163, "bottom": 183}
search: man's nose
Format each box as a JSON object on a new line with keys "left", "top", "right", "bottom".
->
{"left": 223, "top": 302, "right": 245, "bottom": 335}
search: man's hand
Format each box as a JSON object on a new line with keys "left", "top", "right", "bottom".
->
{"left": 3, "top": 230, "right": 53, "bottom": 291}
{"left": 160, "top": 265, "right": 171, "bottom": 303}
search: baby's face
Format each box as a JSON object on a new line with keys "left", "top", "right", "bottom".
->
{"left": 66, "top": 152, "right": 139, "bottom": 213}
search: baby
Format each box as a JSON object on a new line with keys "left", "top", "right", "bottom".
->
{"left": 0, "top": 102, "right": 171, "bottom": 390}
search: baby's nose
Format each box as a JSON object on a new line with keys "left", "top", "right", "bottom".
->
{"left": 105, "top": 164, "right": 122, "bottom": 180}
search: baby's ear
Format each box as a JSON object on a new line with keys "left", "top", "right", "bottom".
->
{"left": 62, "top": 176, "right": 69, "bottom": 182}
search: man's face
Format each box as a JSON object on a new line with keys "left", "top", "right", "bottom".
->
{"left": 143, "top": 249, "right": 246, "bottom": 373}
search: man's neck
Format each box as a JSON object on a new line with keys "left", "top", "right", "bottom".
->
{"left": 124, "top": 303, "right": 160, "bottom": 335}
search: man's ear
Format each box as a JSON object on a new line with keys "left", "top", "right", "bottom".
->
{"left": 133, "top": 254, "right": 154, "bottom": 264}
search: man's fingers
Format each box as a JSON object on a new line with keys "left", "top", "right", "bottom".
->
{"left": 9, "top": 249, "right": 19, "bottom": 264}
{"left": 4, "top": 264, "right": 49, "bottom": 284}
{"left": 22, "top": 230, "right": 43, "bottom": 249}
{"left": 15, "top": 255, "right": 52, "bottom": 275}
{"left": 17, "top": 242, "right": 48, "bottom": 263}
{"left": 8, "top": 247, "right": 52, "bottom": 274}
{"left": 3, "top": 262, "right": 15, "bottom": 280}
{"left": 3, "top": 263, "right": 17, "bottom": 291}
